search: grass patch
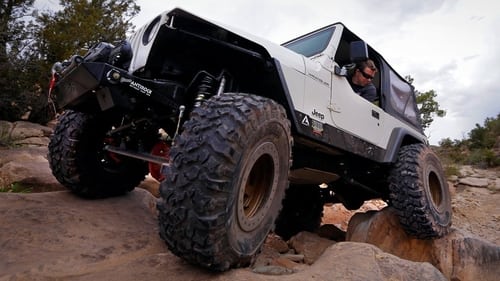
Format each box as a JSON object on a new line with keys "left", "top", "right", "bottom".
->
{"left": 0, "top": 182, "right": 32, "bottom": 193}
{"left": 444, "top": 164, "right": 460, "bottom": 177}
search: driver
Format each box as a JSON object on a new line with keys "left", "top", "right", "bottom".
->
{"left": 348, "top": 59, "right": 378, "bottom": 104}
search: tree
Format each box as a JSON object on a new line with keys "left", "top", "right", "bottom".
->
{"left": 405, "top": 75, "right": 446, "bottom": 130}
{"left": 468, "top": 114, "right": 500, "bottom": 150}
{"left": 437, "top": 113, "right": 500, "bottom": 168}
{"left": 415, "top": 89, "right": 446, "bottom": 130}
{"left": 466, "top": 114, "right": 500, "bottom": 167}
{"left": 0, "top": 0, "right": 140, "bottom": 123}
{"left": 0, "top": 0, "right": 35, "bottom": 62}
{"left": 0, "top": 0, "right": 37, "bottom": 121}
{"left": 33, "top": 0, "right": 140, "bottom": 121}
{"left": 36, "top": 0, "right": 140, "bottom": 63}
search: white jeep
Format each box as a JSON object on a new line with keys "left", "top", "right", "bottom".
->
{"left": 48, "top": 8, "right": 452, "bottom": 271}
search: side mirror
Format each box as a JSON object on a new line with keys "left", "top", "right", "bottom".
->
{"left": 350, "top": 41, "right": 369, "bottom": 62}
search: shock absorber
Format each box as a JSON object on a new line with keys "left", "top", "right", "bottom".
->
{"left": 194, "top": 73, "right": 217, "bottom": 107}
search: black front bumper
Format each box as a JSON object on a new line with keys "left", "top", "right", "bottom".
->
{"left": 54, "top": 62, "right": 185, "bottom": 111}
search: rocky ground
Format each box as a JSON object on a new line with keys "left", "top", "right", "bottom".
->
{"left": 451, "top": 167, "right": 500, "bottom": 245}
{"left": 323, "top": 167, "right": 500, "bottom": 246}
{"left": 1, "top": 120, "right": 499, "bottom": 280}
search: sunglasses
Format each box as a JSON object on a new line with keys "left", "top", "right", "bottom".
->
{"left": 358, "top": 69, "right": 374, "bottom": 80}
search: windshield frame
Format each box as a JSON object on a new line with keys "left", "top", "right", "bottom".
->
{"left": 282, "top": 25, "right": 336, "bottom": 57}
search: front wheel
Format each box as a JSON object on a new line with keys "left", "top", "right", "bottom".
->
{"left": 48, "top": 110, "right": 148, "bottom": 198}
{"left": 157, "top": 93, "right": 292, "bottom": 271}
{"left": 388, "top": 143, "right": 452, "bottom": 238}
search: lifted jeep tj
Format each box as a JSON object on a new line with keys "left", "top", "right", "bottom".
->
{"left": 48, "top": 8, "right": 452, "bottom": 271}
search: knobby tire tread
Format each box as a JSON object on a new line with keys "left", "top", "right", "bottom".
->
{"left": 157, "top": 93, "right": 292, "bottom": 271}
{"left": 388, "top": 143, "right": 451, "bottom": 239}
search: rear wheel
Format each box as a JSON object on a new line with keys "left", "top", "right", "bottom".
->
{"left": 157, "top": 93, "right": 292, "bottom": 271}
{"left": 388, "top": 143, "right": 452, "bottom": 238}
{"left": 48, "top": 110, "right": 148, "bottom": 198}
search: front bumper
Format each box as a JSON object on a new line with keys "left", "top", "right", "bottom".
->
{"left": 54, "top": 62, "right": 186, "bottom": 111}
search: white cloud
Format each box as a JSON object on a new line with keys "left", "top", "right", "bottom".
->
{"left": 131, "top": 0, "right": 500, "bottom": 144}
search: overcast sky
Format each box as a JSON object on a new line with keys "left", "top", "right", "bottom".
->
{"left": 37, "top": 0, "right": 500, "bottom": 144}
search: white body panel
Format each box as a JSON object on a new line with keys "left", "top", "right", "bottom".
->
{"left": 128, "top": 9, "right": 425, "bottom": 152}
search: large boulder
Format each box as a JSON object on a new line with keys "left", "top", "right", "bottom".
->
{"left": 347, "top": 207, "right": 500, "bottom": 281}
{"left": 0, "top": 120, "right": 52, "bottom": 147}
{"left": 0, "top": 120, "right": 57, "bottom": 190}
{"left": 0, "top": 146, "right": 62, "bottom": 191}
{"left": 299, "top": 242, "right": 446, "bottom": 281}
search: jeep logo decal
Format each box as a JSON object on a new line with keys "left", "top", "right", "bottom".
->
{"left": 312, "top": 109, "right": 325, "bottom": 120}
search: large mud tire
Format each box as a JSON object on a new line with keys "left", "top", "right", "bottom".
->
{"left": 274, "top": 184, "right": 323, "bottom": 240}
{"left": 157, "top": 93, "right": 292, "bottom": 271}
{"left": 389, "top": 143, "right": 452, "bottom": 238}
{"left": 48, "top": 110, "right": 148, "bottom": 198}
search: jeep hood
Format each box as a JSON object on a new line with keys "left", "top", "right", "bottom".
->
{"left": 128, "top": 8, "right": 305, "bottom": 74}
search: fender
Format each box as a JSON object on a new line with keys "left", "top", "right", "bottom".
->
{"left": 383, "top": 127, "right": 427, "bottom": 163}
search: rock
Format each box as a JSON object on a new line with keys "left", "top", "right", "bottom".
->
{"left": 288, "top": 231, "right": 336, "bottom": 265}
{"left": 459, "top": 177, "right": 490, "bottom": 187}
{"left": 448, "top": 181, "right": 457, "bottom": 196}
{"left": 453, "top": 237, "right": 500, "bottom": 281}
{"left": 448, "top": 175, "right": 459, "bottom": 182}
{"left": 251, "top": 240, "right": 281, "bottom": 269}
{"left": 13, "top": 136, "right": 51, "bottom": 147}
{"left": 460, "top": 165, "right": 476, "bottom": 177}
{"left": 11, "top": 121, "right": 53, "bottom": 138}
{"left": 322, "top": 203, "right": 356, "bottom": 231}
{"left": 321, "top": 200, "right": 387, "bottom": 232}
{"left": 308, "top": 242, "right": 447, "bottom": 281}
{"left": 46, "top": 119, "right": 58, "bottom": 129}
{"left": 0, "top": 120, "right": 14, "bottom": 139}
{"left": 279, "top": 254, "right": 304, "bottom": 263}
{"left": 0, "top": 189, "right": 172, "bottom": 280}
{"left": 1, "top": 121, "right": 52, "bottom": 147}
{"left": 316, "top": 224, "right": 346, "bottom": 241}
{"left": 252, "top": 234, "right": 294, "bottom": 273}
{"left": 0, "top": 189, "right": 449, "bottom": 281}
{"left": 266, "top": 234, "right": 290, "bottom": 253}
{"left": 137, "top": 175, "right": 160, "bottom": 197}
{"left": 0, "top": 145, "right": 157, "bottom": 195}
{"left": 359, "top": 199, "right": 387, "bottom": 211}
{"left": 490, "top": 178, "right": 500, "bottom": 192}
{"left": 1, "top": 121, "right": 498, "bottom": 281}
{"left": 252, "top": 265, "right": 294, "bottom": 275}
{"left": 0, "top": 146, "right": 62, "bottom": 191}
{"left": 272, "top": 257, "right": 303, "bottom": 271}
{"left": 347, "top": 207, "right": 500, "bottom": 281}
{"left": 451, "top": 186, "right": 500, "bottom": 244}
{"left": 459, "top": 165, "right": 498, "bottom": 179}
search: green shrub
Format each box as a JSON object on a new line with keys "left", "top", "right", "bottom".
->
{"left": 465, "top": 148, "right": 500, "bottom": 168}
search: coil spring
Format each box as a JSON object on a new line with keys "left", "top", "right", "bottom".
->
{"left": 194, "top": 74, "right": 217, "bottom": 107}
